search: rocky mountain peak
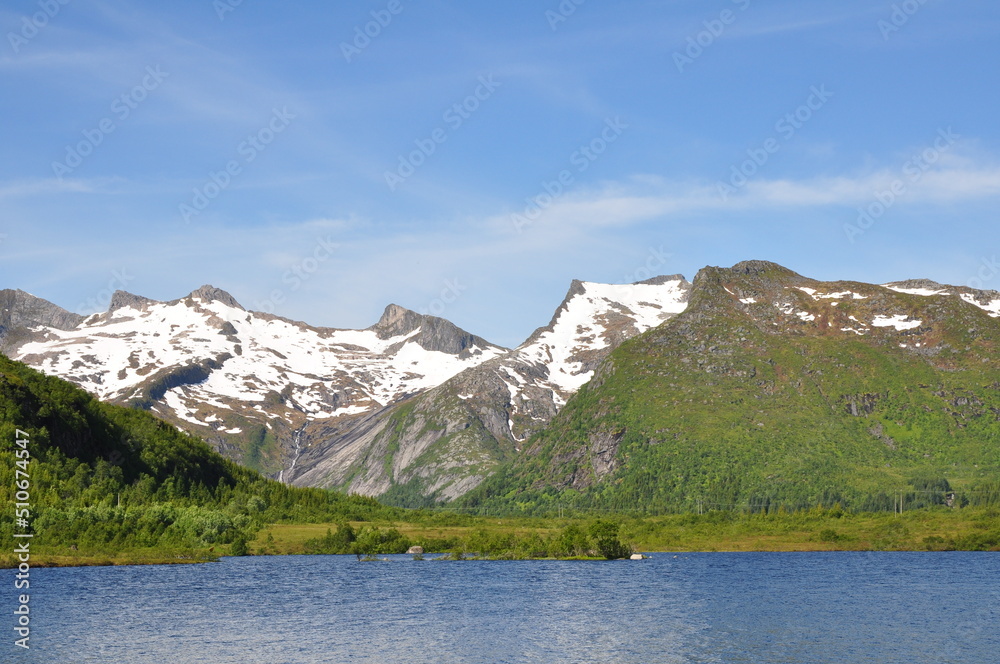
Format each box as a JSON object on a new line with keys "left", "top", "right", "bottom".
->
{"left": 728, "top": 260, "right": 803, "bottom": 278}
{"left": 883, "top": 278, "right": 946, "bottom": 292}
{"left": 635, "top": 274, "right": 688, "bottom": 286}
{"left": 108, "top": 290, "right": 156, "bottom": 315}
{"left": 0, "top": 290, "right": 83, "bottom": 348}
{"left": 371, "top": 303, "right": 424, "bottom": 339}
{"left": 188, "top": 285, "right": 244, "bottom": 310}
{"left": 372, "top": 303, "right": 502, "bottom": 357}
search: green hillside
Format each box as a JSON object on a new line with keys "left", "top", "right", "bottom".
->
{"left": 0, "top": 354, "right": 398, "bottom": 564}
{"left": 463, "top": 261, "right": 1000, "bottom": 514}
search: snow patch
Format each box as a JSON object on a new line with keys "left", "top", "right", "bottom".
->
{"left": 799, "top": 287, "right": 867, "bottom": 300}
{"left": 516, "top": 279, "right": 688, "bottom": 396}
{"left": 960, "top": 293, "right": 1000, "bottom": 317}
{"left": 777, "top": 303, "right": 815, "bottom": 321}
{"left": 884, "top": 285, "right": 947, "bottom": 297}
{"left": 871, "top": 315, "right": 922, "bottom": 330}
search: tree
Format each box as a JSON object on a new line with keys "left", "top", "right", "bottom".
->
{"left": 588, "top": 520, "right": 632, "bottom": 560}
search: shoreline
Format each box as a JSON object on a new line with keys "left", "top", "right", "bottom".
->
{"left": 7, "top": 506, "right": 997, "bottom": 568}
{"left": 4, "top": 545, "right": 996, "bottom": 569}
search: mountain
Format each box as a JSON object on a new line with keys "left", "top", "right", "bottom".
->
{"left": 15, "top": 263, "right": 999, "bottom": 513}
{"left": 285, "top": 276, "right": 692, "bottom": 503}
{"left": 463, "top": 260, "right": 1000, "bottom": 513}
{"left": 1, "top": 277, "right": 693, "bottom": 502}
{"left": 0, "top": 353, "right": 398, "bottom": 561}
{"left": 5, "top": 285, "right": 506, "bottom": 474}
{"left": 0, "top": 289, "right": 83, "bottom": 347}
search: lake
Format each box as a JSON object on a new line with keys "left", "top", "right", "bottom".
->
{"left": 6, "top": 552, "right": 998, "bottom": 663}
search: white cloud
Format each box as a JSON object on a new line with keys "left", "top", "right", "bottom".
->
{"left": 0, "top": 177, "right": 123, "bottom": 199}
{"left": 483, "top": 157, "right": 1000, "bottom": 239}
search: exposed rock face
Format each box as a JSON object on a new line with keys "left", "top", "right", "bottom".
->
{"left": 4, "top": 285, "right": 506, "bottom": 476}
{"left": 0, "top": 289, "right": 83, "bottom": 350}
{"left": 371, "top": 304, "right": 497, "bottom": 358}
{"left": 108, "top": 290, "right": 157, "bottom": 316}
{"left": 287, "top": 276, "right": 693, "bottom": 502}
{"left": 186, "top": 285, "right": 245, "bottom": 310}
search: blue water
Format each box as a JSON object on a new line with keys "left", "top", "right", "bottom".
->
{"left": 3, "top": 552, "right": 998, "bottom": 663}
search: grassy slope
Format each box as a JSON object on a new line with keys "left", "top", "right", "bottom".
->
{"left": 463, "top": 263, "right": 1000, "bottom": 513}
{"left": 0, "top": 354, "right": 400, "bottom": 566}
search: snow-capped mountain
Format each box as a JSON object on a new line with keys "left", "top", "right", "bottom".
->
{"left": 6, "top": 285, "right": 505, "bottom": 472}
{"left": 286, "top": 275, "right": 692, "bottom": 499}
{"left": 504, "top": 275, "right": 691, "bottom": 407}
{"left": 2, "top": 276, "right": 694, "bottom": 496}
{"left": 13, "top": 265, "right": 997, "bottom": 505}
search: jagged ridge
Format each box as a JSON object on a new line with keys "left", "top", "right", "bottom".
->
{"left": 463, "top": 262, "right": 1000, "bottom": 513}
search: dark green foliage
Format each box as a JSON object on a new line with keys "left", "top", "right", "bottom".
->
{"left": 588, "top": 520, "right": 632, "bottom": 559}
{"left": 379, "top": 477, "right": 447, "bottom": 509}
{"left": 818, "top": 528, "right": 841, "bottom": 543}
{"left": 229, "top": 533, "right": 251, "bottom": 556}
{"left": 303, "top": 523, "right": 357, "bottom": 554}
{"left": 0, "top": 355, "right": 402, "bottom": 559}
{"left": 353, "top": 526, "right": 410, "bottom": 555}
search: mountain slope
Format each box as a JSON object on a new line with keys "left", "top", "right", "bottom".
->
{"left": 463, "top": 260, "right": 1000, "bottom": 513}
{"left": 0, "top": 289, "right": 83, "bottom": 349}
{"left": 0, "top": 354, "right": 395, "bottom": 561}
{"left": 7, "top": 286, "right": 506, "bottom": 474}
{"left": 287, "top": 276, "right": 692, "bottom": 503}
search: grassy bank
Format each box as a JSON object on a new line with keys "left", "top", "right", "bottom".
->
{"left": 253, "top": 506, "right": 1000, "bottom": 556}
{"left": 3, "top": 506, "right": 996, "bottom": 567}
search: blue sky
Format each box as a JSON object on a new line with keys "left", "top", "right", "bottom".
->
{"left": 2, "top": 0, "right": 999, "bottom": 348}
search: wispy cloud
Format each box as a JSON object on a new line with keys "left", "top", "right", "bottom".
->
{"left": 483, "top": 156, "right": 1000, "bottom": 239}
{"left": 0, "top": 177, "right": 124, "bottom": 199}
